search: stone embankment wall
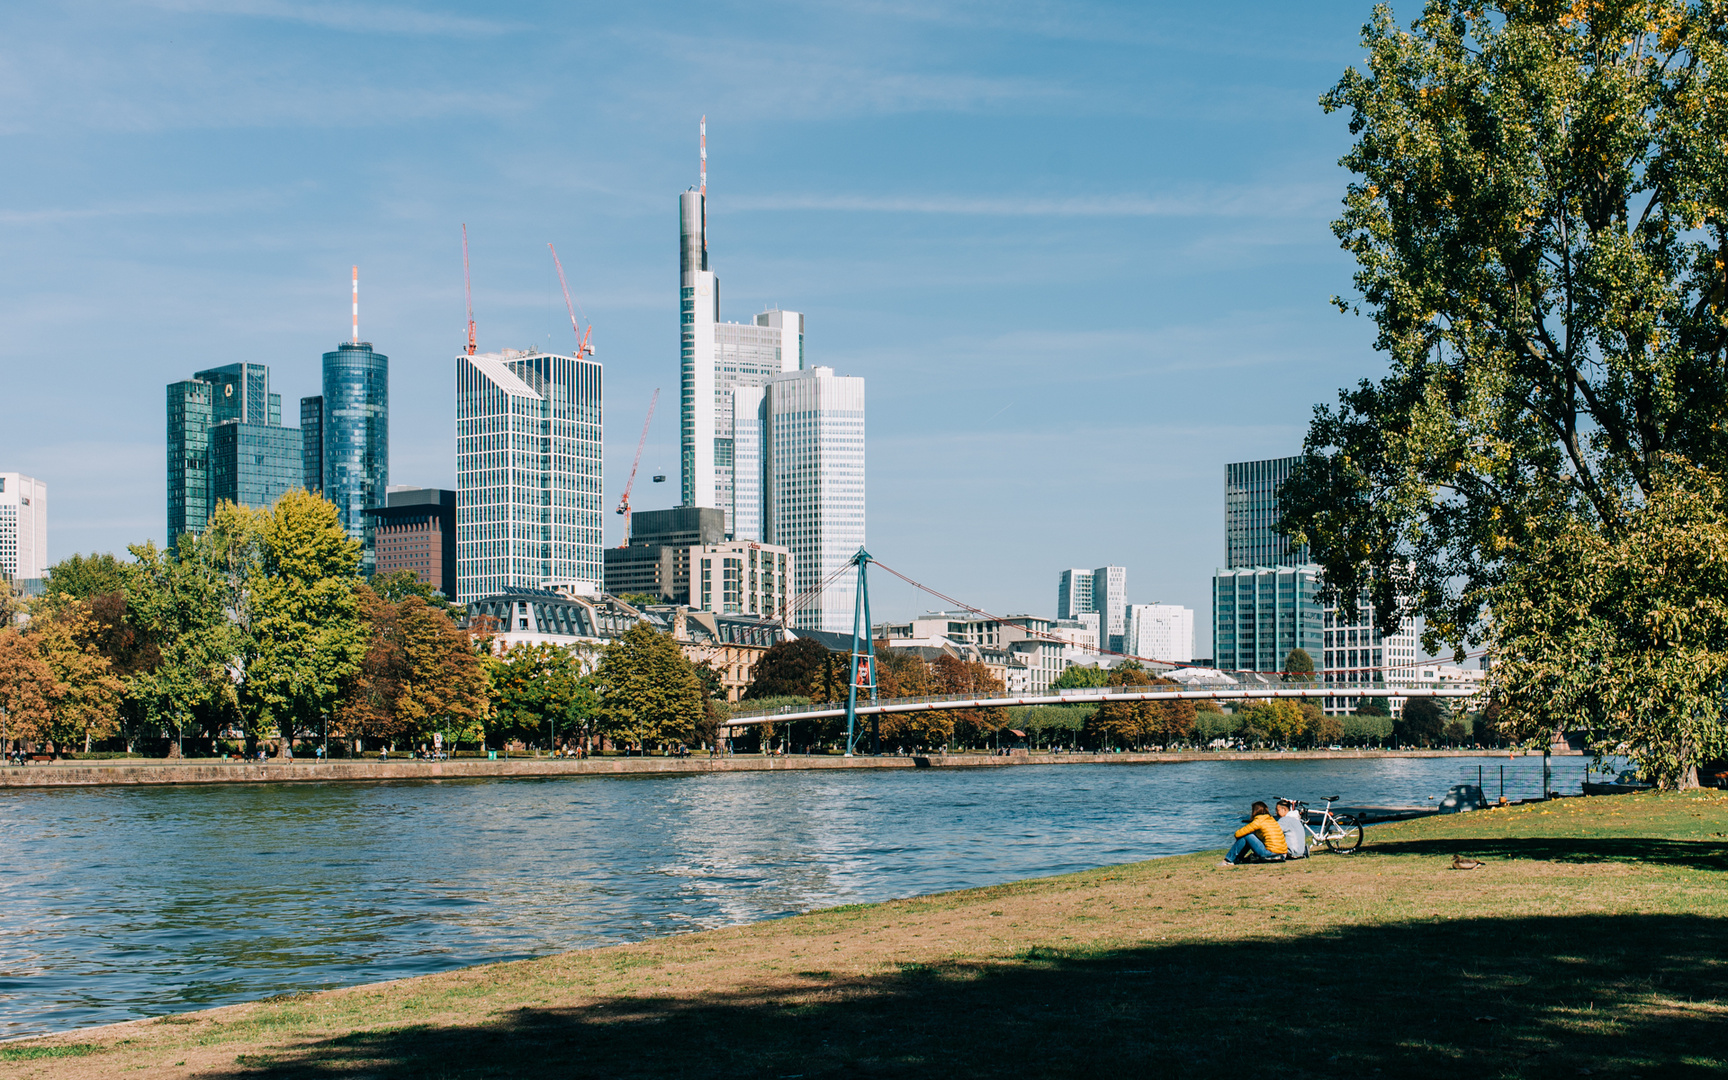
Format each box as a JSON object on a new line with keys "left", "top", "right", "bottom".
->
{"left": 0, "top": 748, "right": 1542, "bottom": 789}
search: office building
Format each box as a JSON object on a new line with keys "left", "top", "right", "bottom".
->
{"left": 1212, "top": 565, "right": 1325, "bottom": 673}
{"left": 602, "top": 506, "right": 791, "bottom": 616}
{"left": 0, "top": 473, "right": 47, "bottom": 584}
{"left": 874, "top": 612, "right": 1066, "bottom": 694}
{"left": 1226, "top": 456, "right": 1309, "bottom": 568}
{"left": 364, "top": 487, "right": 456, "bottom": 599}
{"left": 454, "top": 347, "right": 603, "bottom": 605}
{"left": 761, "top": 365, "right": 865, "bottom": 632}
{"left": 1054, "top": 565, "right": 1127, "bottom": 653}
{"left": 300, "top": 395, "right": 323, "bottom": 494}
{"left": 210, "top": 421, "right": 302, "bottom": 513}
{"left": 166, "top": 363, "right": 299, "bottom": 540}
{"left": 317, "top": 341, "right": 388, "bottom": 573}
{"left": 691, "top": 541, "right": 791, "bottom": 617}
{"left": 1125, "top": 603, "right": 1195, "bottom": 664}
{"left": 1322, "top": 602, "right": 1421, "bottom": 716}
{"left": 677, "top": 182, "right": 803, "bottom": 538}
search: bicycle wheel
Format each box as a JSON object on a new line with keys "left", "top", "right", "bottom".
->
{"left": 1324, "top": 814, "right": 1364, "bottom": 853}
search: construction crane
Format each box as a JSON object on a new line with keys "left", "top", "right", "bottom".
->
{"left": 462, "top": 224, "right": 477, "bottom": 356}
{"left": 616, "top": 389, "right": 659, "bottom": 545}
{"left": 547, "top": 242, "right": 594, "bottom": 359}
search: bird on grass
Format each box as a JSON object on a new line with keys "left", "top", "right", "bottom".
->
{"left": 1451, "top": 855, "right": 1484, "bottom": 870}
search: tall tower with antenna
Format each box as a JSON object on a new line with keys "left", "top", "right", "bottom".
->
{"left": 310, "top": 265, "right": 389, "bottom": 572}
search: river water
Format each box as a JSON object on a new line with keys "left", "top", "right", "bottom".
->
{"left": 0, "top": 754, "right": 1598, "bottom": 1038}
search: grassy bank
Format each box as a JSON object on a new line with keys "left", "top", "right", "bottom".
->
{"left": 7, "top": 792, "right": 1726, "bottom": 1079}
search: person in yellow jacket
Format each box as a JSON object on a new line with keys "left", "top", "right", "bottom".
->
{"left": 1221, "top": 801, "right": 1289, "bottom": 865}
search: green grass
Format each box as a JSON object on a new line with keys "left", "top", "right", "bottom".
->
{"left": 7, "top": 791, "right": 1727, "bottom": 1079}
{"left": 0, "top": 1044, "right": 102, "bottom": 1061}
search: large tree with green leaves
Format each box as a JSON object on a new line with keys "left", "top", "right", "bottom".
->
{"left": 591, "top": 622, "right": 706, "bottom": 752}
{"left": 124, "top": 534, "right": 244, "bottom": 754}
{"left": 1281, "top": 0, "right": 1728, "bottom": 785}
{"left": 246, "top": 490, "right": 365, "bottom": 756}
{"left": 485, "top": 641, "right": 598, "bottom": 751}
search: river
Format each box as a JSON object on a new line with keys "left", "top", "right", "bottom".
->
{"left": 0, "top": 754, "right": 1598, "bottom": 1038}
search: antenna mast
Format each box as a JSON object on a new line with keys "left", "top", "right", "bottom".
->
{"left": 350, "top": 266, "right": 359, "bottom": 344}
{"left": 548, "top": 242, "right": 594, "bottom": 359}
{"left": 699, "top": 115, "right": 707, "bottom": 197}
{"left": 462, "top": 224, "right": 477, "bottom": 356}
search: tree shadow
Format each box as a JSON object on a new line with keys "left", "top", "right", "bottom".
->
{"left": 209, "top": 914, "right": 1726, "bottom": 1079}
{"left": 1364, "top": 836, "right": 1728, "bottom": 870}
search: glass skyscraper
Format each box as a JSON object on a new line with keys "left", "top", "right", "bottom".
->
{"left": 760, "top": 365, "right": 865, "bottom": 632}
{"left": 319, "top": 342, "right": 388, "bottom": 574}
{"left": 165, "top": 363, "right": 299, "bottom": 540}
{"left": 678, "top": 187, "right": 803, "bottom": 537}
{"left": 1225, "top": 456, "right": 1309, "bottom": 568}
{"left": 300, "top": 395, "right": 323, "bottom": 494}
{"left": 1212, "top": 565, "right": 1324, "bottom": 672}
{"left": 454, "top": 348, "right": 603, "bottom": 605}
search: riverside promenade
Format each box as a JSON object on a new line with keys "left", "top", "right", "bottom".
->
{"left": 0, "top": 747, "right": 1542, "bottom": 788}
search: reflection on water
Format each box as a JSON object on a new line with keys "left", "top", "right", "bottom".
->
{"left": 0, "top": 755, "right": 1595, "bottom": 1037}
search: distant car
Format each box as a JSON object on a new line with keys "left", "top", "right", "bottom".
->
{"left": 1327, "top": 745, "right": 1343, "bottom": 750}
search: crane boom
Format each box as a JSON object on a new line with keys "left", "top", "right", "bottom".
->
{"left": 548, "top": 242, "right": 594, "bottom": 359}
{"left": 462, "top": 224, "right": 476, "bottom": 356}
{"left": 616, "top": 389, "right": 660, "bottom": 543}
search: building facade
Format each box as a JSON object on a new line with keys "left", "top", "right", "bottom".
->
{"left": 455, "top": 348, "right": 603, "bottom": 605}
{"left": 364, "top": 487, "right": 456, "bottom": 598}
{"left": 1054, "top": 566, "right": 1127, "bottom": 653}
{"left": 677, "top": 186, "right": 804, "bottom": 537}
{"left": 166, "top": 363, "right": 298, "bottom": 540}
{"left": 762, "top": 366, "right": 865, "bottom": 632}
{"left": 1225, "top": 456, "right": 1310, "bottom": 569}
{"left": 1211, "top": 564, "right": 1325, "bottom": 673}
{"left": 1125, "top": 603, "right": 1195, "bottom": 664}
{"left": 602, "top": 507, "right": 726, "bottom": 602}
{"left": 300, "top": 395, "right": 324, "bottom": 494}
{"left": 319, "top": 342, "right": 388, "bottom": 573}
{"left": 0, "top": 473, "right": 47, "bottom": 584}
{"left": 1322, "top": 602, "right": 1421, "bottom": 716}
{"left": 691, "top": 541, "right": 791, "bottom": 617}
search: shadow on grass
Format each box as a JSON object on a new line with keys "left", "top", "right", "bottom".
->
{"left": 211, "top": 914, "right": 1726, "bottom": 1079}
{"left": 1365, "top": 836, "right": 1728, "bottom": 870}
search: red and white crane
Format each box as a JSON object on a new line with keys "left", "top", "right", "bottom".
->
{"left": 616, "top": 389, "right": 659, "bottom": 544}
{"left": 548, "top": 242, "right": 594, "bottom": 360}
{"left": 462, "top": 224, "right": 477, "bottom": 356}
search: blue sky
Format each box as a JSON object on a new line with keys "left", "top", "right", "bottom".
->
{"left": 1, "top": 0, "right": 1388, "bottom": 653}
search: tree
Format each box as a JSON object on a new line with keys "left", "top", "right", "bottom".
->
{"left": 0, "top": 578, "right": 23, "bottom": 628}
{"left": 1491, "top": 465, "right": 1728, "bottom": 786}
{"left": 1280, "top": 2, "right": 1728, "bottom": 781}
{"left": 341, "top": 588, "right": 489, "bottom": 752}
{"left": 1282, "top": 648, "right": 1315, "bottom": 683}
{"left": 930, "top": 653, "right": 1006, "bottom": 744}
{"left": 592, "top": 622, "right": 705, "bottom": 751}
{"left": 1242, "top": 699, "right": 1307, "bottom": 747}
{"left": 484, "top": 641, "right": 595, "bottom": 751}
{"left": 1091, "top": 664, "right": 1154, "bottom": 748}
{"left": 368, "top": 570, "right": 458, "bottom": 616}
{"left": 744, "top": 638, "right": 832, "bottom": 700}
{"left": 1397, "top": 696, "right": 1449, "bottom": 748}
{"left": 1052, "top": 664, "right": 1110, "bottom": 690}
{"left": 247, "top": 491, "right": 366, "bottom": 756}
{"left": 43, "top": 553, "right": 128, "bottom": 603}
{"left": 25, "top": 605, "right": 123, "bottom": 751}
{"left": 0, "top": 629, "right": 56, "bottom": 749}
{"left": 123, "top": 537, "right": 243, "bottom": 754}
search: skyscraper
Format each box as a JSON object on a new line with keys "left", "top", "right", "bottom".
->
{"left": 760, "top": 365, "right": 865, "bottom": 632}
{"left": 319, "top": 342, "right": 388, "bottom": 573}
{"left": 300, "top": 395, "right": 323, "bottom": 494}
{"left": 1125, "top": 603, "right": 1195, "bottom": 663}
{"left": 0, "top": 473, "right": 47, "bottom": 584}
{"left": 1225, "top": 456, "right": 1309, "bottom": 568}
{"left": 1053, "top": 566, "right": 1127, "bottom": 653}
{"left": 455, "top": 348, "right": 603, "bottom": 605}
{"left": 166, "top": 363, "right": 299, "bottom": 540}
{"left": 677, "top": 149, "right": 803, "bottom": 538}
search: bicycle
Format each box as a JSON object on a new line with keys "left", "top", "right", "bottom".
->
{"left": 1283, "top": 795, "right": 1365, "bottom": 853}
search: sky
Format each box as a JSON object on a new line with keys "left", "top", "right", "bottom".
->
{"left": 0, "top": 0, "right": 1393, "bottom": 654}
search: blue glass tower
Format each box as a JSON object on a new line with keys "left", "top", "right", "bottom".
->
{"left": 320, "top": 342, "right": 388, "bottom": 573}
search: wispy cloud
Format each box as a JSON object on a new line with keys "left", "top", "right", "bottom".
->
{"left": 727, "top": 184, "right": 1334, "bottom": 219}
{"left": 140, "top": 0, "right": 520, "bottom": 37}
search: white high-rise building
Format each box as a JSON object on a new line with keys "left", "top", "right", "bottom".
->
{"left": 1055, "top": 565, "right": 1127, "bottom": 653}
{"left": 678, "top": 187, "right": 801, "bottom": 538}
{"left": 1125, "top": 603, "right": 1194, "bottom": 664}
{"left": 0, "top": 473, "right": 47, "bottom": 584}
{"left": 760, "top": 366, "right": 865, "bottom": 632}
{"left": 454, "top": 349, "right": 603, "bottom": 605}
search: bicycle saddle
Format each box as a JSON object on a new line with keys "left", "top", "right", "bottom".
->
{"left": 1324, "top": 794, "right": 1341, "bottom": 801}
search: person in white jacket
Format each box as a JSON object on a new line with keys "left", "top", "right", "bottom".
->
{"left": 1276, "top": 800, "right": 1307, "bottom": 858}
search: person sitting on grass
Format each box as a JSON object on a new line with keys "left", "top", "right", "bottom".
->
{"left": 1276, "top": 799, "right": 1307, "bottom": 859}
{"left": 1220, "top": 801, "right": 1289, "bottom": 866}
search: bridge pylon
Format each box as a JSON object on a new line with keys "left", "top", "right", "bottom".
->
{"left": 844, "top": 547, "right": 878, "bottom": 756}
